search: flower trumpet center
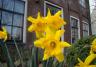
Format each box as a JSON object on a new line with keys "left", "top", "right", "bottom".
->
{"left": 50, "top": 41, "right": 56, "bottom": 49}
{"left": 37, "top": 22, "right": 42, "bottom": 26}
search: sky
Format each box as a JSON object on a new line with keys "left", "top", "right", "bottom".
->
{"left": 89, "top": 0, "right": 95, "bottom": 13}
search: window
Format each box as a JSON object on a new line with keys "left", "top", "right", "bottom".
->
{"left": 0, "top": 0, "right": 25, "bottom": 41}
{"left": 44, "top": 1, "right": 61, "bottom": 15}
{"left": 79, "top": 0, "right": 86, "bottom": 7}
{"left": 70, "top": 16, "right": 80, "bottom": 43}
{"left": 44, "top": 1, "right": 64, "bottom": 41}
{"left": 83, "top": 22, "right": 89, "bottom": 37}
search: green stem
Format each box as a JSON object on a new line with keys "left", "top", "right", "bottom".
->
{"left": 13, "top": 39, "right": 24, "bottom": 67}
{"left": 3, "top": 42, "right": 15, "bottom": 67}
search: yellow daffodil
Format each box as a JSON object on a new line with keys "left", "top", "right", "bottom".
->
{"left": 90, "top": 39, "right": 96, "bottom": 54}
{"left": 75, "top": 53, "right": 96, "bottom": 67}
{"left": 27, "top": 12, "right": 46, "bottom": 38}
{"left": 34, "top": 28, "right": 71, "bottom": 62}
{"left": 45, "top": 9, "right": 66, "bottom": 30}
{"left": 0, "top": 27, "right": 7, "bottom": 41}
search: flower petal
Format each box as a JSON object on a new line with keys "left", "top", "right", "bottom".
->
{"left": 0, "top": 27, "right": 7, "bottom": 41}
{"left": 78, "top": 58, "right": 83, "bottom": 64}
{"left": 55, "top": 10, "right": 62, "bottom": 16}
{"left": 27, "top": 16, "right": 35, "bottom": 23}
{"left": 35, "top": 31, "right": 45, "bottom": 38}
{"left": 91, "top": 44, "right": 96, "bottom": 52}
{"left": 37, "top": 12, "right": 41, "bottom": 19}
{"left": 85, "top": 54, "right": 96, "bottom": 65}
{"left": 0, "top": 32, "right": 4, "bottom": 39}
{"left": 28, "top": 25, "right": 35, "bottom": 32}
{"left": 92, "top": 39, "right": 96, "bottom": 45}
{"left": 52, "top": 47, "right": 61, "bottom": 55}
{"left": 77, "top": 58, "right": 84, "bottom": 65}
{"left": 2, "top": 27, "right": 7, "bottom": 33}
{"left": 55, "top": 53, "right": 64, "bottom": 62}
{"left": 88, "top": 65, "right": 96, "bottom": 67}
{"left": 55, "top": 30, "right": 64, "bottom": 40}
{"left": 60, "top": 42, "right": 71, "bottom": 48}
{"left": 47, "top": 8, "right": 51, "bottom": 17}
{"left": 34, "top": 38, "right": 45, "bottom": 49}
{"left": 90, "top": 49, "right": 94, "bottom": 54}
{"left": 43, "top": 49, "right": 51, "bottom": 60}
{"left": 75, "top": 66, "right": 79, "bottom": 67}
{"left": 45, "top": 27, "right": 55, "bottom": 38}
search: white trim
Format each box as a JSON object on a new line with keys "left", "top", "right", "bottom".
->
{"left": 70, "top": 16, "right": 80, "bottom": 43}
{"left": 44, "top": 1, "right": 64, "bottom": 41}
{"left": 23, "top": 0, "right": 27, "bottom": 43}
{"left": 61, "top": 9, "right": 64, "bottom": 41}
{"left": 82, "top": 21, "right": 89, "bottom": 36}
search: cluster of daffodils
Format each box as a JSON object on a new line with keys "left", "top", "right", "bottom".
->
{"left": 27, "top": 9, "right": 71, "bottom": 62}
{"left": 75, "top": 39, "right": 96, "bottom": 67}
{"left": 0, "top": 27, "right": 7, "bottom": 41}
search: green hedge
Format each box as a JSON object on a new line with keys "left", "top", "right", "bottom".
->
{"left": 66, "top": 35, "right": 96, "bottom": 67}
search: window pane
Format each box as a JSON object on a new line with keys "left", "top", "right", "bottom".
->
{"left": 83, "top": 31, "right": 88, "bottom": 37}
{"left": 83, "top": 23, "right": 87, "bottom": 30}
{"left": 85, "top": 24, "right": 88, "bottom": 31}
{"left": 83, "top": 22, "right": 89, "bottom": 37}
{"left": 3, "top": 0, "right": 14, "bottom": 11}
{"left": 83, "top": 23, "right": 85, "bottom": 30}
{"left": 13, "top": 14, "right": 23, "bottom": 27}
{"left": 4, "top": 26, "right": 12, "bottom": 40}
{"left": 79, "top": 0, "right": 85, "bottom": 7}
{"left": 75, "top": 28, "right": 78, "bottom": 34}
{"left": 71, "top": 18, "right": 75, "bottom": 27}
{"left": 46, "top": 3, "right": 61, "bottom": 15}
{"left": 0, "top": 11, "right": 1, "bottom": 29}
{"left": 72, "top": 28, "right": 78, "bottom": 40}
{"left": 71, "top": 18, "right": 78, "bottom": 27}
{"left": 0, "top": 11, "right": 1, "bottom": 20}
{"left": 72, "top": 28, "right": 75, "bottom": 36}
{"left": 71, "top": 17, "right": 79, "bottom": 43}
{"left": 2, "top": 11, "right": 12, "bottom": 25}
{"left": 72, "top": 37, "right": 76, "bottom": 43}
{"left": 12, "top": 27, "right": 22, "bottom": 40}
{"left": 14, "top": 1, "right": 25, "bottom": 13}
{"left": 0, "top": 0, "right": 2, "bottom": 8}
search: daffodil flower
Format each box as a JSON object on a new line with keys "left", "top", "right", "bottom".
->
{"left": 75, "top": 53, "right": 96, "bottom": 67}
{"left": 0, "top": 27, "right": 7, "bottom": 41}
{"left": 90, "top": 39, "right": 96, "bottom": 54}
{"left": 45, "top": 9, "right": 66, "bottom": 30}
{"left": 34, "top": 28, "right": 71, "bottom": 62}
{"left": 27, "top": 12, "right": 46, "bottom": 38}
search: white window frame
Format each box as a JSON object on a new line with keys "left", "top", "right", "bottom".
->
{"left": 44, "top": 1, "right": 64, "bottom": 41}
{"left": 70, "top": 16, "right": 80, "bottom": 43}
{"left": 22, "top": 0, "right": 27, "bottom": 43}
{"left": 82, "top": 21, "right": 89, "bottom": 37}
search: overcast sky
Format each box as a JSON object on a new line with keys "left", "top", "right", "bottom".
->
{"left": 89, "top": 0, "right": 95, "bottom": 13}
